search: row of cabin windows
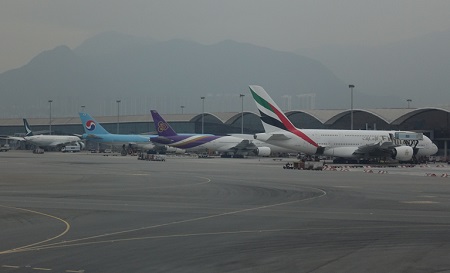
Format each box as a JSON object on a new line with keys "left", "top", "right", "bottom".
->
{"left": 319, "top": 134, "right": 387, "bottom": 138}
{"left": 318, "top": 142, "right": 362, "bottom": 146}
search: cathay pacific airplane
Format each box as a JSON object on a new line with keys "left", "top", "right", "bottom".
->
{"left": 79, "top": 112, "right": 159, "bottom": 152}
{"left": 150, "top": 110, "right": 267, "bottom": 157}
{"left": 2, "top": 119, "right": 82, "bottom": 149}
{"left": 249, "top": 85, "right": 438, "bottom": 162}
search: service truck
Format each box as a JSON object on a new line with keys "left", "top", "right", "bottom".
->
{"left": 0, "top": 144, "right": 10, "bottom": 152}
{"left": 61, "top": 145, "right": 80, "bottom": 152}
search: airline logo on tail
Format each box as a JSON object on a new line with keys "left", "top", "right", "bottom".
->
{"left": 78, "top": 112, "right": 110, "bottom": 135}
{"left": 150, "top": 110, "right": 178, "bottom": 137}
{"left": 85, "top": 120, "right": 96, "bottom": 131}
{"left": 23, "top": 119, "right": 33, "bottom": 136}
{"left": 157, "top": 121, "right": 169, "bottom": 133}
{"left": 249, "top": 85, "right": 319, "bottom": 148}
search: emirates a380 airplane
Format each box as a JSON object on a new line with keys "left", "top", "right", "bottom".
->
{"left": 249, "top": 85, "right": 438, "bottom": 162}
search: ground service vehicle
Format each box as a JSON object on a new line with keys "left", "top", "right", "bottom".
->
{"left": 0, "top": 144, "right": 10, "bottom": 152}
{"left": 61, "top": 145, "right": 81, "bottom": 152}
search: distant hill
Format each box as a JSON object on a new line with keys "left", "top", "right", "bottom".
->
{"left": 0, "top": 32, "right": 402, "bottom": 118}
{"left": 298, "top": 30, "right": 450, "bottom": 108}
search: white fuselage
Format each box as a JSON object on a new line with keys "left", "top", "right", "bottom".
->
{"left": 256, "top": 129, "right": 438, "bottom": 158}
{"left": 181, "top": 135, "right": 245, "bottom": 153}
{"left": 24, "top": 135, "right": 81, "bottom": 147}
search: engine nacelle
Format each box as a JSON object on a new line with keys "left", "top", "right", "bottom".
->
{"left": 165, "top": 146, "right": 185, "bottom": 154}
{"left": 77, "top": 141, "right": 85, "bottom": 149}
{"left": 256, "top": 147, "right": 271, "bottom": 157}
{"left": 391, "top": 146, "right": 414, "bottom": 161}
{"left": 253, "top": 133, "right": 271, "bottom": 142}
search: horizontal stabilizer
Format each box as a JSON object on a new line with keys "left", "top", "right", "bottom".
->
{"left": 232, "top": 139, "right": 255, "bottom": 150}
{"left": 84, "top": 134, "right": 104, "bottom": 140}
{"left": 267, "top": 134, "right": 291, "bottom": 141}
{"left": 150, "top": 136, "right": 174, "bottom": 145}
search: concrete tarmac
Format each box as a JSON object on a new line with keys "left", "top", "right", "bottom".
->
{"left": 1, "top": 151, "right": 450, "bottom": 273}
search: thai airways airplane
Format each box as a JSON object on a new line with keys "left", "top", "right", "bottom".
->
{"left": 249, "top": 85, "right": 438, "bottom": 162}
{"left": 150, "top": 110, "right": 268, "bottom": 157}
{"left": 3, "top": 119, "right": 82, "bottom": 149}
{"left": 79, "top": 112, "right": 159, "bottom": 152}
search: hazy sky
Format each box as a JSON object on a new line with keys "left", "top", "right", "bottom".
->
{"left": 1, "top": 0, "right": 450, "bottom": 73}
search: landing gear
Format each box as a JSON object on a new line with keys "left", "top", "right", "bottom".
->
{"left": 333, "top": 158, "right": 357, "bottom": 164}
{"left": 220, "top": 153, "right": 244, "bottom": 158}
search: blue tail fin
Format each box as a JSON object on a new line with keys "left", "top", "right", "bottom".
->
{"left": 150, "top": 110, "right": 178, "bottom": 137}
{"left": 23, "top": 118, "right": 34, "bottom": 136}
{"left": 78, "top": 112, "right": 110, "bottom": 135}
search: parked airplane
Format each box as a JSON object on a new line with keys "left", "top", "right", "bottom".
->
{"left": 150, "top": 110, "right": 270, "bottom": 157}
{"left": 230, "top": 133, "right": 297, "bottom": 156}
{"left": 249, "top": 85, "right": 438, "bottom": 162}
{"left": 79, "top": 112, "right": 172, "bottom": 153}
{"left": 2, "top": 119, "right": 82, "bottom": 150}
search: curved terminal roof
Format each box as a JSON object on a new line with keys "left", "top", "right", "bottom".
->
{"left": 189, "top": 112, "right": 239, "bottom": 124}
{"left": 286, "top": 109, "right": 344, "bottom": 124}
{"left": 389, "top": 107, "right": 450, "bottom": 125}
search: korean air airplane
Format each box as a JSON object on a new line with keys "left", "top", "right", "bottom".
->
{"left": 79, "top": 112, "right": 157, "bottom": 152}
{"left": 249, "top": 85, "right": 438, "bottom": 162}
{"left": 150, "top": 110, "right": 261, "bottom": 157}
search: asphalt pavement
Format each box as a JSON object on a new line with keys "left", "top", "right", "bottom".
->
{"left": 1, "top": 151, "right": 450, "bottom": 273}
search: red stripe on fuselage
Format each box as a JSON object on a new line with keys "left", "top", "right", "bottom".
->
{"left": 269, "top": 104, "right": 319, "bottom": 148}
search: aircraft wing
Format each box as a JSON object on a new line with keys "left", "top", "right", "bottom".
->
{"left": 231, "top": 139, "right": 257, "bottom": 152}
{"left": 0, "top": 136, "right": 25, "bottom": 141}
{"left": 353, "top": 141, "right": 396, "bottom": 156}
{"left": 48, "top": 141, "right": 66, "bottom": 147}
{"left": 83, "top": 134, "right": 104, "bottom": 140}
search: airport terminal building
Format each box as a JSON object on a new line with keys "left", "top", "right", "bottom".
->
{"left": 1, "top": 107, "right": 449, "bottom": 159}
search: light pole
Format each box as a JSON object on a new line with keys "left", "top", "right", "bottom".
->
{"left": 116, "top": 100, "right": 121, "bottom": 134}
{"left": 240, "top": 94, "right": 245, "bottom": 134}
{"left": 48, "top": 100, "right": 53, "bottom": 135}
{"left": 180, "top": 105, "right": 185, "bottom": 114}
{"left": 407, "top": 99, "right": 412, "bottom": 109}
{"left": 201, "top": 97, "right": 205, "bottom": 134}
{"left": 348, "top": 85, "right": 355, "bottom": 130}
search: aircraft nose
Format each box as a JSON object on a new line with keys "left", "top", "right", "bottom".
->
{"left": 432, "top": 144, "right": 438, "bottom": 155}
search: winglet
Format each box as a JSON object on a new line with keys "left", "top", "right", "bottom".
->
{"left": 23, "top": 118, "right": 34, "bottom": 136}
{"left": 150, "top": 110, "right": 178, "bottom": 137}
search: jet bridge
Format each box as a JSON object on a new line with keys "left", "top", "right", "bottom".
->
{"left": 394, "top": 132, "right": 423, "bottom": 141}
{"left": 391, "top": 132, "right": 423, "bottom": 153}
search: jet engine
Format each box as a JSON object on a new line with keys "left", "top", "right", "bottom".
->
{"left": 77, "top": 141, "right": 85, "bottom": 149}
{"left": 256, "top": 147, "right": 271, "bottom": 157}
{"left": 391, "top": 146, "right": 414, "bottom": 161}
{"left": 165, "top": 146, "right": 185, "bottom": 154}
{"left": 253, "top": 133, "right": 271, "bottom": 142}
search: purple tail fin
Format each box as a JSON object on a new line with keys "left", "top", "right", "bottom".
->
{"left": 150, "top": 110, "right": 178, "bottom": 137}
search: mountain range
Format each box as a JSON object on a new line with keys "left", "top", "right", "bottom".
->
{"left": 0, "top": 31, "right": 416, "bottom": 118}
{"left": 298, "top": 30, "right": 450, "bottom": 109}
